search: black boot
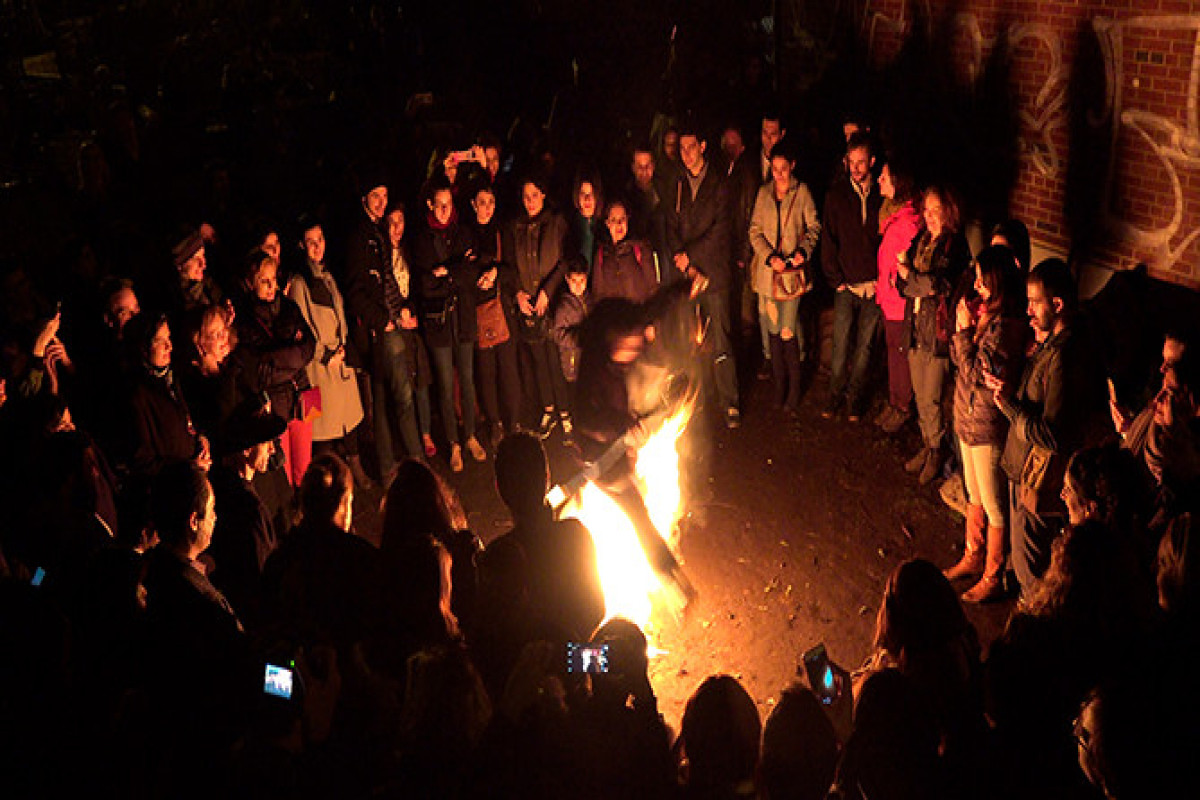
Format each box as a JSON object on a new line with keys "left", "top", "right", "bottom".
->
{"left": 768, "top": 334, "right": 786, "bottom": 407}
{"left": 782, "top": 336, "right": 804, "bottom": 411}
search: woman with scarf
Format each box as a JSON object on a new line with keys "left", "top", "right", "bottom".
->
{"left": 897, "top": 186, "right": 972, "bottom": 486}
{"left": 229, "top": 249, "right": 316, "bottom": 486}
{"left": 125, "top": 312, "right": 212, "bottom": 483}
{"left": 287, "top": 219, "right": 373, "bottom": 489}
{"left": 412, "top": 181, "right": 487, "bottom": 472}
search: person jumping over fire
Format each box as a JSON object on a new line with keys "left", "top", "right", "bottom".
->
{"left": 566, "top": 274, "right": 709, "bottom": 608}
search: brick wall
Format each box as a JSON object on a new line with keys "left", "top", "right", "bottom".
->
{"left": 862, "top": 0, "right": 1200, "bottom": 289}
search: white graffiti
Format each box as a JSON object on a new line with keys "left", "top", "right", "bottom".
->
{"left": 1091, "top": 15, "right": 1200, "bottom": 277}
{"left": 863, "top": 2, "right": 1069, "bottom": 178}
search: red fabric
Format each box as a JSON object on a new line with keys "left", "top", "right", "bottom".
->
{"left": 279, "top": 417, "right": 313, "bottom": 486}
{"left": 876, "top": 202, "right": 921, "bottom": 322}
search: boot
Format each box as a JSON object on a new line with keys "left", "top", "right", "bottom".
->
{"left": 905, "top": 448, "right": 929, "bottom": 474}
{"left": 944, "top": 504, "right": 986, "bottom": 580}
{"left": 782, "top": 336, "right": 804, "bottom": 412}
{"left": 919, "top": 445, "right": 945, "bottom": 486}
{"left": 962, "top": 525, "right": 1008, "bottom": 603}
{"left": 768, "top": 335, "right": 787, "bottom": 407}
{"left": 346, "top": 454, "right": 377, "bottom": 492}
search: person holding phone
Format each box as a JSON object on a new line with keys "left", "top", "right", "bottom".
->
{"left": 944, "top": 246, "right": 1028, "bottom": 602}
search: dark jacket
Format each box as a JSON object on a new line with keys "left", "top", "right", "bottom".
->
{"left": 551, "top": 289, "right": 590, "bottom": 382}
{"left": 666, "top": 163, "right": 733, "bottom": 289}
{"left": 998, "top": 322, "right": 1106, "bottom": 507}
{"left": 625, "top": 175, "right": 672, "bottom": 267}
{"left": 820, "top": 175, "right": 884, "bottom": 288}
{"left": 467, "top": 219, "right": 520, "bottom": 333}
{"left": 505, "top": 207, "right": 568, "bottom": 301}
{"left": 127, "top": 368, "right": 199, "bottom": 478}
{"left": 725, "top": 150, "right": 762, "bottom": 266}
{"left": 261, "top": 518, "right": 381, "bottom": 650}
{"left": 208, "top": 465, "right": 277, "bottom": 623}
{"left": 411, "top": 214, "right": 475, "bottom": 347}
{"left": 593, "top": 238, "right": 658, "bottom": 303}
{"left": 951, "top": 313, "right": 1029, "bottom": 447}
{"left": 230, "top": 293, "right": 316, "bottom": 421}
{"left": 898, "top": 231, "right": 971, "bottom": 357}
{"left": 340, "top": 210, "right": 392, "bottom": 337}
{"left": 482, "top": 505, "right": 604, "bottom": 642}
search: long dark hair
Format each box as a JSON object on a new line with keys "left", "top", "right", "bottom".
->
{"left": 974, "top": 244, "right": 1026, "bottom": 335}
{"left": 381, "top": 458, "right": 467, "bottom": 554}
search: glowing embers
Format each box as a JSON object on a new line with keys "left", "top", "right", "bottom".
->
{"left": 562, "top": 406, "right": 692, "bottom": 632}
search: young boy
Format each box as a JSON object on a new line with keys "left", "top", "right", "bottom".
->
{"left": 551, "top": 257, "right": 591, "bottom": 445}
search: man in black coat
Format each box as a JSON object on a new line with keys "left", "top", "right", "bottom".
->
{"left": 142, "top": 462, "right": 250, "bottom": 778}
{"left": 207, "top": 410, "right": 286, "bottom": 625}
{"left": 820, "top": 132, "right": 884, "bottom": 421}
{"left": 665, "top": 122, "right": 739, "bottom": 427}
{"left": 340, "top": 172, "right": 422, "bottom": 477}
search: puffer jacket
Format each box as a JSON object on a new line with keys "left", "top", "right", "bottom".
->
{"left": 951, "top": 313, "right": 1029, "bottom": 446}
{"left": 748, "top": 179, "right": 821, "bottom": 298}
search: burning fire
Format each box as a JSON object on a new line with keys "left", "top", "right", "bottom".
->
{"left": 562, "top": 405, "right": 692, "bottom": 631}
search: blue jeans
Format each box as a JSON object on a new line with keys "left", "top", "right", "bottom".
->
{"left": 696, "top": 289, "right": 738, "bottom": 410}
{"left": 430, "top": 341, "right": 477, "bottom": 443}
{"left": 372, "top": 328, "right": 421, "bottom": 477}
{"left": 1009, "top": 486, "right": 1065, "bottom": 599}
{"left": 829, "top": 289, "right": 881, "bottom": 411}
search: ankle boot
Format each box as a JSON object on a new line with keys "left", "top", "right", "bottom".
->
{"left": 768, "top": 335, "right": 787, "bottom": 407}
{"left": 962, "top": 525, "right": 1008, "bottom": 603}
{"left": 782, "top": 336, "right": 804, "bottom": 411}
{"left": 919, "top": 445, "right": 945, "bottom": 485}
{"left": 944, "top": 504, "right": 986, "bottom": 580}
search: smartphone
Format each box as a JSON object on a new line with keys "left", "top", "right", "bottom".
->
{"left": 31, "top": 566, "right": 46, "bottom": 587}
{"left": 263, "top": 662, "right": 295, "bottom": 699}
{"left": 802, "top": 643, "right": 840, "bottom": 706}
{"left": 566, "top": 642, "right": 610, "bottom": 674}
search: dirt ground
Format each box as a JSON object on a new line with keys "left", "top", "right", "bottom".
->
{"left": 351, "top": 347, "right": 1014, "bottom": 731}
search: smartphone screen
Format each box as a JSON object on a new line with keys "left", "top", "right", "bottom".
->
{"left": 803, "top": 644, "right": 838, "bottom": 705}
{"left": 264, "top": 663, "right": 294, "bottom": 699}
{"left": 31, "top": 567, "right": 46, "bottom": 587}
{"left": 566, "top": 643, "right": 610, "bottom": 674}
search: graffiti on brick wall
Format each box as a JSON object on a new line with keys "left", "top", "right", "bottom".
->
{"left": 863, "top": 2, "right": 1068, "bottom": 178}
{"left": 1091, "top": 15, "right": 1200, "bottom": 278}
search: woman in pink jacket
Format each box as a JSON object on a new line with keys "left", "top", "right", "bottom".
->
{"left": 875, "top": 161, "right": 921, "bottom": 433}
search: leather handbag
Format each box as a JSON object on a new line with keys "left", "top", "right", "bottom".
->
{"left": 772, "top": 264, "right": 810, "bottom": 301}
{"left": 476, "top": 296, "right": 510, "bottom": 348}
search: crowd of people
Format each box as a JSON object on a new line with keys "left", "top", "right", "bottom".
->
{"left": 2, "top": 79, "right": 1199, "bottom": 797}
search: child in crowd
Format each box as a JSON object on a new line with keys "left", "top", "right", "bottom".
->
{"left": 551, "top": 257, "right": 591, "bottom": 445}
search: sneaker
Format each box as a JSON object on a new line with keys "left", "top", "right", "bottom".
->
{"left": 726, "top": 407, "right": 741, "bottom": 429}
{"left": 939, "top": 473, "right": 968, "bottom": 515}
{"left": 537, "top": 410, "right": 557, "bottom": 439}
{"left": 422, "top": 434, "right": 437, "bottom": 458}
{"left": 449, "top": 443, "right": 464, "bottom": 473}
{"left": 465, "top": 436, "right": 487, "bottom": 462}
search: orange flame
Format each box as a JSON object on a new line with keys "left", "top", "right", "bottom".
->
{"left": 562, "top": 405, "right": 692, "bottom": 632}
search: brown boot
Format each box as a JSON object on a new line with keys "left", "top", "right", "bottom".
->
{"left": 919, "top": 446, "right": 944, "bottom": 485}
{"left": 944, "top": 504, "right": 986, "bottom": 580}
{"left": 962, "top": 525, "right": 1007, "bottom": 603}
{"left": 905, "top": 448, "right": 929, "bottom": 474}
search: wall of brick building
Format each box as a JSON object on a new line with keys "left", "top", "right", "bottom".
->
{"left": 861, "top": 0, "right": 1200, "bottom": 289}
